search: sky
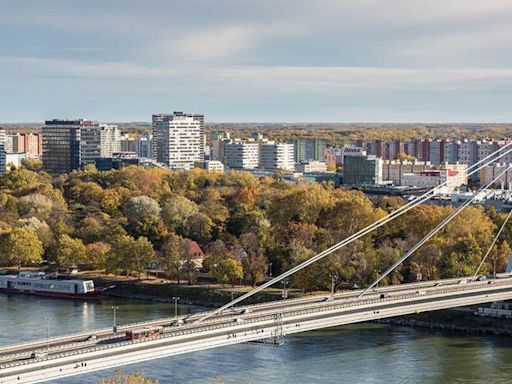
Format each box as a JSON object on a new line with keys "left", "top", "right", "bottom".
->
{"left": 1, "top": 0, "right": 512, "bottom": 123}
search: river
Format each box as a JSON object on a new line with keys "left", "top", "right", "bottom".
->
{"left": 1, "top": 293, "right": 512, "bottom": 384}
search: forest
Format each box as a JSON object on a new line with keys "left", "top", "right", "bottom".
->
{"left": 0, "top": 161, "right": 510, "bottom": 291}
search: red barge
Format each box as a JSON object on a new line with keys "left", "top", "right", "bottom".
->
{"left": 0, "top": 271, "right": 102, "bottom": 300}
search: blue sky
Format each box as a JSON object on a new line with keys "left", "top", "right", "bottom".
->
{"left": 1, "top": 0, "right": 512, "bottom": 123}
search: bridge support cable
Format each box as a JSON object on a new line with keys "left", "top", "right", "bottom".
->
{"left": 197, "top": 144, "right": 512, "bottom": 323}
{"left": 473, "top": 208, "right": 512, "bottom": 278}
{"left": 358, "top": 164, "right": 512, "bottom": 298}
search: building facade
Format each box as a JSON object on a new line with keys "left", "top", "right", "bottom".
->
{"left": 224, "top": 141, "right": 260, "bottom": 169}
{"left": 259, "top": 143, "right": 295, "bottom": 171}
{"left": 80, "top": 122, "right": 120, "bottom": 165}
{"left": 293, "top": 138, "right": 326, "bottom": 162}
{"left": 42, "top": 120, "right": 82, "bottom": 175}
{"left": 154, "top": 112, "right": 205, "bottom": 169}
{"left": 343, "top": 155, "right": 383, "bottom": 186}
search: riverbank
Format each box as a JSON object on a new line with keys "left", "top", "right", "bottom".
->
{"left": 91, "top": 275, "right": 294, "bottom": 307}
{"left": 376, "top": 308, "right": 512, "bottom": 336}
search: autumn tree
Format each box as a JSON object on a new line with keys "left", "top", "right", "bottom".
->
{"left": 2, "top": 227, "right": 43, "bottom": 267}
{"left": 239, "top": 233, "right": 268, "bottom": 286}
{"left": 99, "top": 370, "right": 159, "bottom": 384}
{"left": 87, "top": 242, "right": 111, "bottom": 271}
{"left": 159, "top": 234, "right": 183, "bottom": 284}
{"left": 54, "top": 234, "right": 88, "bottom": 268}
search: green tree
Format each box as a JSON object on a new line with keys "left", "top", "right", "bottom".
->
{"left": 107, "top": 235, "right": 154, "bottom": 277}
{"left": 87, "top": 241, "right": 111, "bottom": 271}
{"left": 2, "top": 227, "right": 43, "bottom": 267}
{"left": 159, "top": 234, "right": 183, "bottom": 284}
{"left": 54, "top": 234, "right": 88, "bottom": 268}
{"left": 183, "top": 212, "right": 213, "bottom": 244}
{"left": 438, "top": 238, "right": 483, "bottom": 278}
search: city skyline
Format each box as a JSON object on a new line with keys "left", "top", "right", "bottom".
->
{"left": 2, "top": 0, "right": 512, "bottom": 123}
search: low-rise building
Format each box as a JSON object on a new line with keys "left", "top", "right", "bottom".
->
{"left": 295, "top": 160, "right": 327, "bottom": 173}
{"left": 401, "top": 169, "right": 466, "bottom": 189}
{"left": 203, "top": 160, "right": 225, "bottom": 172}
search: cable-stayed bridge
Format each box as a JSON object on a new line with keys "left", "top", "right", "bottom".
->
{"left": 1, "top": 276, "right": 512, "bottom": 384}
{"left": 2, "top": 143, "right": 512, "bottom": 383}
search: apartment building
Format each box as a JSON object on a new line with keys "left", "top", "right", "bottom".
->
{"left": 154, "top": 112, "right": 205, "bottom": 169}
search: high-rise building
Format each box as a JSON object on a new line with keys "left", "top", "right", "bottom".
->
{"left": 42, "top": 120, "right": 82, "bottom": 175}
{"left": 293, "top": 138, "right": 326, "bottom": 162}
{"left": 0, "top": 128, "right": 6, "bottom": 173}
{"left": 224, "top": 141, "right": 260, "bottom": 169}
{"left": 259, "top": 143, "right": 295, "bottom": 171}
{"left": 80, "top": 122, "right": 120, "bottom": 165}
{"left": 120, "top": 133, "right": 153, "bottom": 159}
{"left": 153, "top": 112, "right": 204, "bottom": 169}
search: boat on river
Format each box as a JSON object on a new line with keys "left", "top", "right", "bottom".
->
{"left": 0, "top": 271, "right": 102, "bottom": 300}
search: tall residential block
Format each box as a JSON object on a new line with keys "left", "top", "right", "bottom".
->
{"left": 259, "top": 143, "right": 295, "bottom": 171}
{"left": 42, "top": 120, "right": 82, "bottom": 175}
{"left": 224, "top": 141, "right": 260, "bottom": 169}
{"left": 153, "top": 112, "right": 205, "bottom": 169}
{"left": 293, "top": 138, "right": 326, "bottom": 162}
{"left": 80, "top": 122, "right": 121, "bottom": 166}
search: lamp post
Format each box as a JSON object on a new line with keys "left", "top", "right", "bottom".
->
{"left": 281, "top": 280, "right": 288, "bottom": 299}
{"left": 112, "top": 306, "right": 119, "bottom": 333}
{"left": 331, "top": 274, "right": 338, "bottom": 296}
{"left": 493, "top": 255, "right": 497, "bottom": 279}
{"left": 44, "top": 316, "right": 52, "bottom": 352}
{"left": 269, "top": 262, "right": 273, "bottom": 278}
{"left": 172, "top": 296, "right": 180, "bottom": 319}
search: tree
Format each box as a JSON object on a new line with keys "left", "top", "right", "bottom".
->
{"left": 87, "top": 242, "right": 111, "bottom": 271}
{"left": 160, "top": 194, "right": 198, "bottom": 231}
{"left": 180, "top": 238, "right": 198, "bottom": 285}
{"left": 99, "top": 370, "right": 159, "bottom": 384}
{"left": 438, "top": 238, "right": 483, "bottom": 278}
{"left": 183, "top": 212, "right": 213, "bottom": 244}
{"left": 205, "top": 241, "right": 244, "bottom": 287}
{"left": 54, "top": 235, "right": 88, "bottom": 268}
{"left": 159, "top": 234, "right": 183, "bottom": 284}
{"left": 239, "top": 233, "right": 268, "bottom": 286}
{"left": 123, "top": 196, "right": 161, "bottom": 227}
{"left": 17, "top": 217, "right": 55, "bottom": 248}
{"left": 17, "top": 193, "right": 53, "bottom": 221}
{"left": 2, "top": 227, "right": 43, "bottom": 267}
{"left": 107, "top": 235, "right": 154, "bottom": 277}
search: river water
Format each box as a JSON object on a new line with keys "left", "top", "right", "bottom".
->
{"left": 1, "top": 293, "right": 512, "bottom": 384}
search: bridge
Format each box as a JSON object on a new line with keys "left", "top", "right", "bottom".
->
{"left": 2, "top": 145, "right": 512, "bottom": 383}
{"left": 1, "top": 276, "right": 512, "bottom": 384}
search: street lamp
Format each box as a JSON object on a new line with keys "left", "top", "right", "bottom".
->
{"left": 331, "top": 274, "right": 338, "bottom": 296}
{"left": 112, "top": 306, "right": 119, "bottom": 333}
{"left": 44, "top": 316, "right": 52, "bottom": 352}
{"left": 172, "top": 297, "right": 180, "bottom": 319}
{"left": 281, "top": 280, "right": 288, "bottom": 299}
{"left": 493, "top": 255, "right": 497, "bottom": 279}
